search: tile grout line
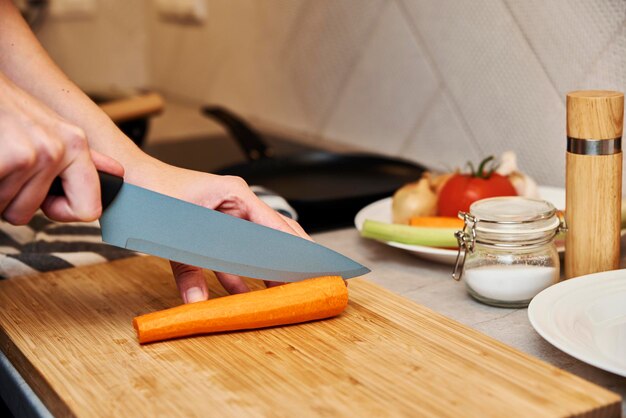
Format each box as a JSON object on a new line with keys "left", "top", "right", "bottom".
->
{"left": 396, "top": 87, "right": 443, "bottom": 155}
{"left": 394, "top": 0, "right": 486, "bottom": 157}
{"left": 276, "top": 1, "right": 311, "bottom": 63}
{"left": 388, "top": 0, "right": 443, "bottom": 156}
{"left": 268, "top": 1, "right": 317, "bottom": 133}
{"left": 577, "top": 16, "right": 626, "bottom": 87}
{"left": 316, "top": 1, "right": 390, "bottom": 142}
{"left": 150, "top": 26, "right": 189, "bottom": 95}
{"left": 140, "top": 0, "right": 153, "bottom": 89}
{"left": 500, "top": 0, "right": 565, "bottom": 105}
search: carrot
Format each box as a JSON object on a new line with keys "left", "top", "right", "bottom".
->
{"left": 409, "top": 216, "right": 464, "bottom": 229}
{"left": 133, "top": 276, "right": 348, "bottom": 344}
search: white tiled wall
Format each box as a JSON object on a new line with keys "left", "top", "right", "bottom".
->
{"left": 37, "top": 0, "right": 626, "bottom": 187}
{"left": 37, "top": 0, "right": 149, "bottom": 92}
{"left": 505, "top": 0, "right": 626, "bottom": 96}
{"left": 322, "top": 1, "right": 439, "bottom": 156}
{"left": 401, "top": 0, "right": 568, "bottom": 185}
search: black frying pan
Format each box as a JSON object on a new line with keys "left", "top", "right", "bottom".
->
{"left": 203, "top": 106, "right": 426, "bottom": 231}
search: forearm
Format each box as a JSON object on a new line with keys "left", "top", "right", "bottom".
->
{"left": 0, "top": 0, "right": 158, "bottom": 183}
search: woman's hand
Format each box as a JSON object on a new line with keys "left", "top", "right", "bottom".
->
{"left": 126, "top": 161, "right": 311, "bottom": 303}
{"left": 0, "top": 0, "right": 304, "bottom": 300}
{"left": 0, "top": 73, "right": 123, "bottom": 224}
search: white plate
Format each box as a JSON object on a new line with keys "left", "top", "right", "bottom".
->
{"left": 528, "top": 270, "right": 626, "bottom": 377}
{"left": 354, "top": 186, "right": 565, "bottom": 265}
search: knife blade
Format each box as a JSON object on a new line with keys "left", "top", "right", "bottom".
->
{"left": 49, "top": 172, "right": 370, "bottom": 281}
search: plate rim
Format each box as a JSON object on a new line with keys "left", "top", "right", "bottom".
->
{"left": 354, "top": 186, "right": 566, "bottom": 264}
{"left": 354, "top": 196, "right": 456, "bottom": 255}
{"left": 528, "top": 269, "right": 626, "bottom": 377}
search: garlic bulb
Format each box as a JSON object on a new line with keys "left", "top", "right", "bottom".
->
{"left": 496, "top": 151, "right": 539, "bottom": 198}
{"left": 431, "top": 172, "right": 455, "bottom": 196}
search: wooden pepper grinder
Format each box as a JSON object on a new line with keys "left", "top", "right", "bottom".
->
{"left": 565, "top": 90, "right": 624, "bottom": 279}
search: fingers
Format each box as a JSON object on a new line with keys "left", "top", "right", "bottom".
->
{"left": 0, "top": 121, "right": 39, "bottom": 220}
{"left": 42, "top": 149, "right": 124, "bottom": 221}
{"left": 0, "top": 78, "right": 124, "bottom": 224}
{"left": 171, "top": 261, "right": 209, "bottom": 304}
{"left": 172, "top": 262, "right": 250, "bottom": 301}
{"left": 0, "top": 170, "right": 34, "bottom": 220}
{"left": 91, "top": 150, "right": 124, "bottom": 178}
{"left": 145, "top": 172, "right": 315, "bottom": 298}
{"left": 235, "top": 186, "right": 311, "bottom": 241}
{"left": 279, "top": 213, "right": 311, "bottom": 240}
{"left": 261, "top": 216, "right": 309, "bottom": 289}
{"left": 229, "top": 191, "right": 313, "bottom": 290}
{"left": 0, "top": 110, "right": 105, "bottom": 224}
{"left": 263, "top": 280, "right": 284, "bottom": 288}
{"left": 215, "top": 271, "right": 250, "bottom": 294}
{"left": 211, "top": 176, "right": 314, "bottom": 291}
{"left": 206, "top": 176, "right": 311, "bottom": 243}
{"left": 1, "top": 122, "right": 82, "bottom": 224}
{"left": 247, "top": 204, "right": 301, "bottom": 236}
{"left": 40, "top": 126, "right": 102, "bottom": 222}
{"left": 4, "top": 166, "right": 61, "bottom": 224}
{"left": 173, "top": 260, "right": 251, "bottom": 301}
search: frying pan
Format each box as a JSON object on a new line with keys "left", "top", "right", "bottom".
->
{"left": 203, "top": 106, "right": 426, "bottom": 231}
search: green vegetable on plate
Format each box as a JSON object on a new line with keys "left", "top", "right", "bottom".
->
{"left": 361, "top": 219, "right": 458, "bottom": 248}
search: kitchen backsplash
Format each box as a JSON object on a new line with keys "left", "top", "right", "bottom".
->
{"left": 37, "top": 0, "right": 626, "bottom": 187}
{"left": 37, "top": 0, "right": 149, "bottom": 92}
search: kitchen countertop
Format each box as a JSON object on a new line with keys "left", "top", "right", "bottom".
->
{"left": 146, "top": 100, "right": 625, "bottom": 413}
{"left": 312, "top": 228, "right": 626, "bottom": 415}
{"left": 2, "top": 252, "right": 621, "bottom": 417}
{"left": 1, "top": 226, "right": 624, "bottom": 417}
{"left": 3, "top": 100, "right": 623, "bottom": 416}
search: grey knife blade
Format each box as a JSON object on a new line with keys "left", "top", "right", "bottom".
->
{"left": 99, "top": 182, "right": 370, "bottom": 281}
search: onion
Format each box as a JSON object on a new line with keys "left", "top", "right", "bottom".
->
{"left": 392, "top": 175, "right": 437, "bottom": 224}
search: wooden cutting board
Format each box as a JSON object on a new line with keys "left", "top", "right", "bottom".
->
{"left": 0, "top": 257, "right": 619, "bottom": 418}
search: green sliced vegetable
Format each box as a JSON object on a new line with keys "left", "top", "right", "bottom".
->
{"left": 361, "top": 219, "right": 458, "bottom": 248}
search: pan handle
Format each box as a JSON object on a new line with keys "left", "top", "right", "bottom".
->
{"left": 201, "top": 106, "right": 273, "bottom": 161}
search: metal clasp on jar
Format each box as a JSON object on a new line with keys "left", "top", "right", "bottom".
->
{"left": 452, "top": 212, "right": 477, "bottom": 281}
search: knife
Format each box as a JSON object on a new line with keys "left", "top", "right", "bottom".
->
{"left": 48, "top": 172, "right": 370, "bottom": 281}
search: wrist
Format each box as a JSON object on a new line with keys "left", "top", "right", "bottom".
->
{"left": 120, "top": 152, "right": 169, "bottom": 186}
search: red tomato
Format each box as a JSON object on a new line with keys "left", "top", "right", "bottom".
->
{"left": 437, "top": 172, "right": 517, "bottom": 217}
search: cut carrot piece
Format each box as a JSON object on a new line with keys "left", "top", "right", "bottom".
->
{"left": 409, "top": 216, "right": 464, "bottom": 229}
{"left": 133, "top": 276, "right": 348, "bottom": 344}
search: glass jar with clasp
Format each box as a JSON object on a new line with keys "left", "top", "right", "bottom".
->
{"left": 452, "top": 197, "right": 564, "bottom": 308}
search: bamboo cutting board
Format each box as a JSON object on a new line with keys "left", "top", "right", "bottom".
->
{"left": 0, "top": 257, "right": 620, "bottom": 418}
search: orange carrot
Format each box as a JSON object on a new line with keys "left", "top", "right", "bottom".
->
{"left": 409, "top": 216, "right": 464, "bottom": 229}
{"left": 133, "top": 276, "right": 348, "bottom": 344}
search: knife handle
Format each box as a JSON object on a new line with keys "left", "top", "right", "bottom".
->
{"left": 48, "top": 171, "right": 124, "bottom": 211}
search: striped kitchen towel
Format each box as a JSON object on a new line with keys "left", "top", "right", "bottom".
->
{"left": 0, "top": 187, "right": 297, "bottom": 278}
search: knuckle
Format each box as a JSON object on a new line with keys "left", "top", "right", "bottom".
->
{"left": 172, "top": 262, "right": 201, "bottom": 277}
{"left": 226, "top": 175, "right": 249, "bottom": 189}
{"left": 12, "top": 146, "right": 37, "bottom": 171}
{"left": 61, "top": 124, "right": 88, "bottom": 152}
{"left": 37, "top": 139, "right": 65, "bottom": 165}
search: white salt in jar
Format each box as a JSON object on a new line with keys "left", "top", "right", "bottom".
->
{"left": 452, "top": 197, "right": 563, "bottom": 308}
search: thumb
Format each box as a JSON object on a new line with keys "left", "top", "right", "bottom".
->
{"left": 170, "top": 261, "right": 209, "bottom": 303}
